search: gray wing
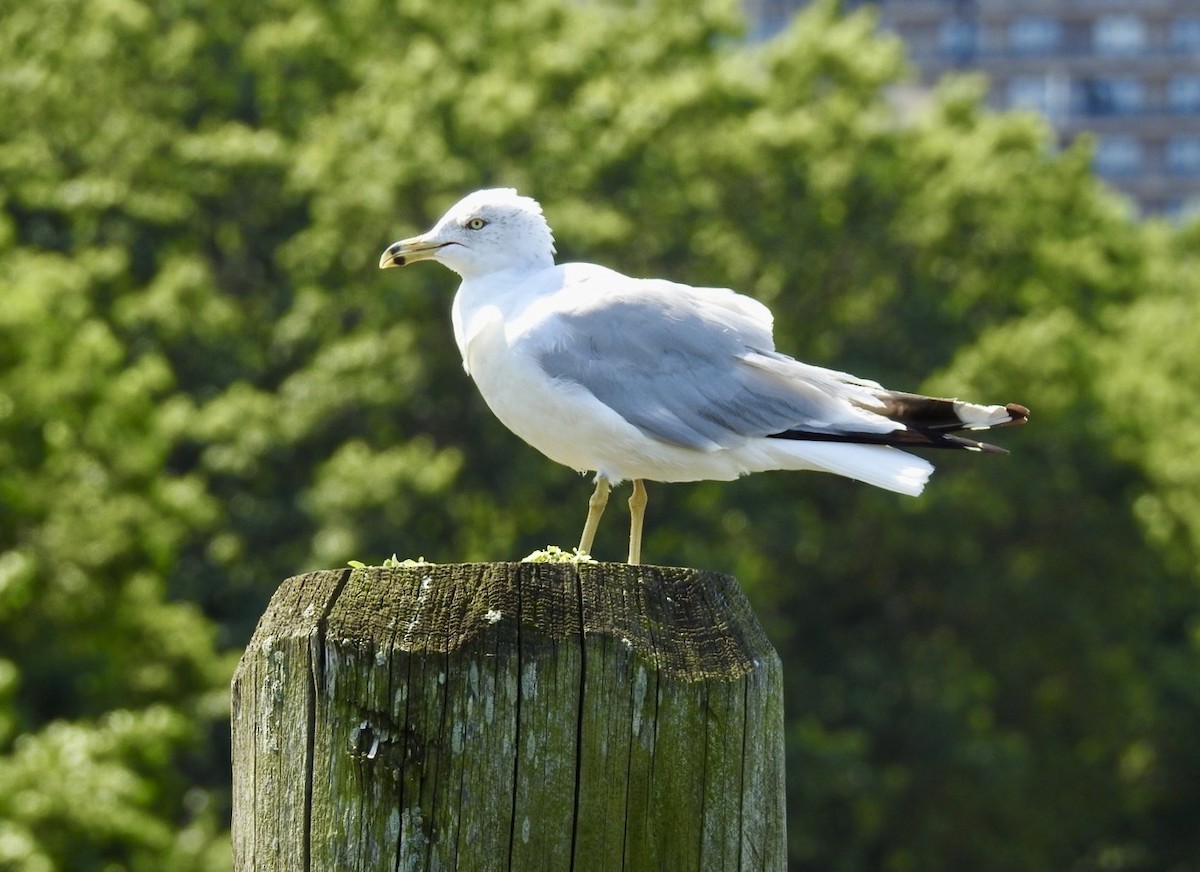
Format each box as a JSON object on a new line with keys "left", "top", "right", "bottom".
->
{"left": 532, "top": 278, "right": 896, "bottom": 452}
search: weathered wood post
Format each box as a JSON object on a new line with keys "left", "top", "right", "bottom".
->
{"left": 231, "top": 563, "right": 785, "bottom": 870}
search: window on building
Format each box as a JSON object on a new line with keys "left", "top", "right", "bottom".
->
{"left": 1167, "top": 137, "right": 1200, "bottom": 175}
{"left": 1171, "top": 17, "right": 1200, "bottom": 52}
{"left": 1169, "top": 77, "right": 1200, "bottom": 114}
{"left": 938, "top": 18, "right": 977, "bottom": 61}
{"left": 1073, "top": 77, "right": 1143, "bottom": 116}
{"left": 1007, "top": 77, "right": 1049, "bottom": 113}
{"left": 1094, "top": 16, "right": 1145, "bottom": 55}
{"left": 1010, "top": 17, "right": 1061, "bottom": 54}
{"left": 1093, "top": 136, "right": 1143, "bottom": 176}
{"left": 1166, "top": 197, "right": 1200, "bottom": 222}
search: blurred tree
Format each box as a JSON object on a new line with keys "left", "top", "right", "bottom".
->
{"left": 1, "top": 0, "right": 1198, "bottom": 868}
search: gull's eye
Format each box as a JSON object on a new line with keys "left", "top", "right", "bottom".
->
{"left": 466, "top": 217, "right": 487, "bottom": 230}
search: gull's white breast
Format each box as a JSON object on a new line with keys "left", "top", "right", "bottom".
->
{"left": 452, "top": 271, "right": 640, "bottom": 479}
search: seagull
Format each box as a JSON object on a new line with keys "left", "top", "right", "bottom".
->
{"left": 380, "top": 188, "right": 1028, "bottom": 565}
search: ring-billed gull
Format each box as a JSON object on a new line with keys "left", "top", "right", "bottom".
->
{"left": 380, "top": 189, "right": 1028, "bottom": 565}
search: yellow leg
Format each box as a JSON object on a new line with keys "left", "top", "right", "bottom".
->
{"left": 577, "top": 476, "right": 610, "bottom": 557}
{"left": 627, "top": 479, "right": 648, "bottom": 565}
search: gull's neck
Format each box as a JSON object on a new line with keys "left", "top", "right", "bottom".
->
{"left": 451, "top": 262, "right": 559, "bottom": 371}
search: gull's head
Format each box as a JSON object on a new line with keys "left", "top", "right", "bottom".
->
{"left": 379, "top": 188, "right": 556, "bottom": 280}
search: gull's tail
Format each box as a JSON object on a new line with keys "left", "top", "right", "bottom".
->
{"left": 762, "top": 394, "right": 1028, "bottom": 496}
{"left": 763, "top": 440, "right": 934, "bottom": 496}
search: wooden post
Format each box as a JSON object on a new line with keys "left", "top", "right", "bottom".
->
{"left": 231, "top": 563, "right": 786, "bottom": 871}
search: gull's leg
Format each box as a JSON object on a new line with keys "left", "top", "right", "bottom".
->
{"left": 577, "top": 475, "right": 611, "bottom": 557}
{"left": 627, "top": 479, "right": 648, "bottom": 565}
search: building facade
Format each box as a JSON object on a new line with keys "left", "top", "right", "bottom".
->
{"left": 746, "top": 0, "right": 1200, "bottom": 216}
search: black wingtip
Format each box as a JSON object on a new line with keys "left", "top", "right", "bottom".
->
{"left": 976, "top": 440, "right": 1010, "bottom": 456}
{"left": 767, "top": 401, "right": 1028, "bottom": 453}
{"left": 767, "top": 428, "right": 1010, "bottom": 453}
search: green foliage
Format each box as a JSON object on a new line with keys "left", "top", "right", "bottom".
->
{"left": 0, "top": 707, "right": 226, "bottom": 872}
{"left": 2, "top": 0, "right": 1199, "bottom": 868}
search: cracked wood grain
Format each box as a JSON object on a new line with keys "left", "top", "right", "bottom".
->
{"left": 232, "top": 563, "right": 785, "bottom": 871}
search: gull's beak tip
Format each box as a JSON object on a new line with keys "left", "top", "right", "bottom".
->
{"left": 380, "top": 235, "right": 443, "bottom": 269}
{"left": 379, "top": 245, "right": 403, "bottom": 270}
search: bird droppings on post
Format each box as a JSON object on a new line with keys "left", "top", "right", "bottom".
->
{"left": 482, "top": 608, "right": 503, "bottom": 623}
{"left": 398, "top": 570, "right": 434, "bottom": 650}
